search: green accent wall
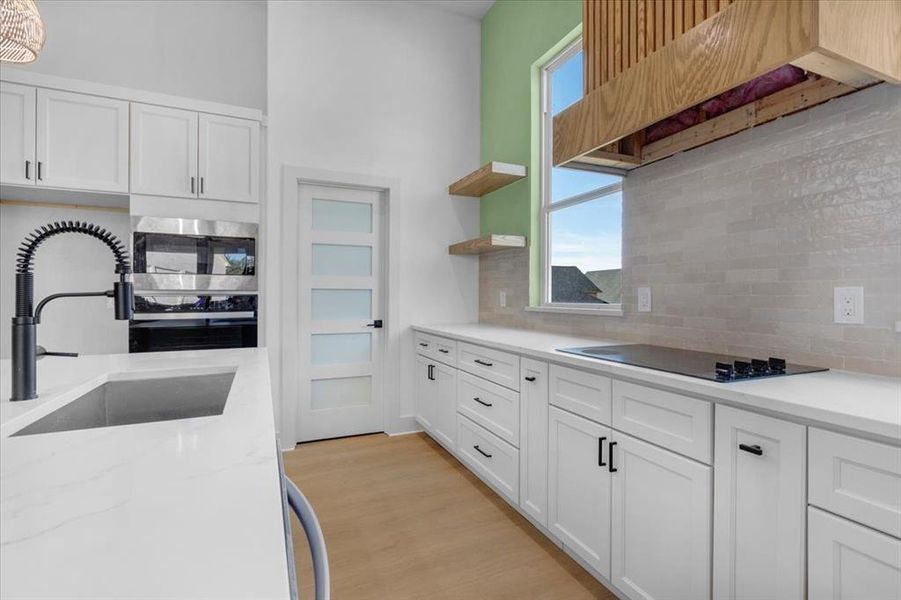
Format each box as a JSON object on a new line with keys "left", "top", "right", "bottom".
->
{"left": 481, "top": 0, "right": 582, "bottom": 304}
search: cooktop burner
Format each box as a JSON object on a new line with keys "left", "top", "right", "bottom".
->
{"left": 557, "top": 344, "right": 828, "bottom": 382}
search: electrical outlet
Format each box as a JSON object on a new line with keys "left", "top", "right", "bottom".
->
{"left": 499, "top": 290, "right": 507, "bottom": 308}
{"left": 637, "top": 287, "right": 652, "bottom": 312}
{"left": 834, "top": 286, "right": 864, "bottom": 324}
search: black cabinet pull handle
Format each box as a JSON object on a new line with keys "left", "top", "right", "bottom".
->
{"left": 608, "top": 441, "right": 618, "bottom": 472}
{"left": 739, "top": 443, "right": 763, "bottom": 456}
{"left": 25, "top": 160, "right": 31, "bottom": 180}
{"left": 438, "top": 348, "right": 449, "bottom": 354}
{"left": 473, "top": 397, "right": 493, "bottom": 408}
{"left": 525, "top": 376, "right": 536, "bottom": 382}
{"left": 598, "top": 436, "right": 607, "bottom": 467}
{"left": 200, "top": 176, "right": 205, "bottom": 194}
{"left": 191, "top": 176, "right": 196, "bottom": 193}
{"left": 419, "top": 342, "right": 428, "bottom": 347}
{"left": 37, "top": 161, "right": 43, "bottom": 180}
{"left": 474, "top": 359, "right": 493, "bottom": 367}
{"left": 473, "top": 445, "right": 492, "bottom": 459}
{"left": 427, "top": 364, "right": 435, "bottom": 381}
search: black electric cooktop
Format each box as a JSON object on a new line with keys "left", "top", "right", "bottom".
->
{"left": 557, "top": 344, "right": 828, "bottom": 382}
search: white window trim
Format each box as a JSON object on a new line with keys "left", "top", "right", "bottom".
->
{"left": 539, "top": 38, "right": 623, "bottom": 316}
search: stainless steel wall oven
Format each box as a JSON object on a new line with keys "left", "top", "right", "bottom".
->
{"left": 129, "top": 294, "right": 258, "bottom": 353}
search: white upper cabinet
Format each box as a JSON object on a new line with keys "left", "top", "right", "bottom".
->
{"left": 36, "top": 89, "right": 129, "bottom": 193}
{"left": 130, "top": 103, "right": 198, "bottom": 198}
{"left": 0, "top": 82, "right": 36, "bottom": 186}
{"left": 611, "top": 432, "right": 711, "bottom": 600}
{"left": 198, "top": 113, "right": 260, "bottom": 203}
{"left": 130, "top": 105, "right": 259, "bottom": 203}
{"left": 713, "top": 405, "right": 807, "bottom": 600}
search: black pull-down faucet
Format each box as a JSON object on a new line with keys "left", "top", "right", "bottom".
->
{"left": 10, "top": 221, "right": 134, "bottom": 401}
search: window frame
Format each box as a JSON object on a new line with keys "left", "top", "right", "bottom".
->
{"left": 536, "top": 38, "right": 624, "bottom": 316}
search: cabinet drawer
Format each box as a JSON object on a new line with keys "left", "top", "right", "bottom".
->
{"left": 458, "top": 342, "right": 520, "bottom": 391}
{"left": 414, "top": 332, "right": 457, "bottom": 367}
{"left": 457, "top": 414, "right": 519, "bottom": 504}
{"left": 809, "top": 428, "right": 901, "bottom": 538}
{"left": 613, "top": 380, "right": 712, "bottom": 464}
{"left": 457, "top": 371, "right": 520, "bottom": 447}
{"left": 549, "top": 364, "right": 612, "bottom": 426}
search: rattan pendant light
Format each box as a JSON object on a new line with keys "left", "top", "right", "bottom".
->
{"left": 0, "top": 0, "right": 45, "bottom": 63}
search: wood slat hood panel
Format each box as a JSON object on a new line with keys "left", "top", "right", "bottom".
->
{"left": 555, "top": 0, "right": 901, "bottom": 169}
{"left": 555, "top": 0, "right": 818, "bottom": 166}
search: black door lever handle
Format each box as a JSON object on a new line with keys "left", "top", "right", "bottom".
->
{"left": 366, "top": 319, "right": 383, "bottom": 328}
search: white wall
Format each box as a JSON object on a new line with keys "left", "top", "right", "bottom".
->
{"left": 266, "top": 0, "right": 481, "bottom": 442}
{"left": 0, "top": 205, "right": 131, "bottom": 358}
{"left": 4, "top": 0, "right": 267, "bottom": 110}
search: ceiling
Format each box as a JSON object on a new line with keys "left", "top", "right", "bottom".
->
{"left": 411, "top": 0, "right": 496, "bottom": 20}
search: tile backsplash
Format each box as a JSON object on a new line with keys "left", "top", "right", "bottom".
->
{"left": 480, "top": 83, "right": 901, "bottom": 377}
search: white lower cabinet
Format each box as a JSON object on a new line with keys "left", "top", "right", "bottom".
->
{"left": 713, "top": 405, "right": 807, "bottom": 600}
{"left": 432, "top": 361, "right": 456, "bottom": 450}
{"left": 808, "top": 506, "right": 901, "bottom": 600}
{"left": 611, "top": 432, "right": 712, "bottom": 600}
{"left": 548, "top": 406, "right": 612, "bottom": 578}
{"left": 519, "top": 358, "right": 549, "bottom": 527}
{"left": 415, "top": 355, "right": 436, "bottom": 432}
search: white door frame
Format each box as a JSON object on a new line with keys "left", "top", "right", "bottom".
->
{"left": 279, "top": 166, "right": 402, "bottom": 448}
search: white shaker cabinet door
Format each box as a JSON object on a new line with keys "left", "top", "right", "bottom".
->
{"left": 415, "top": 355, "right": 436, "bottom": 433}
{"left": 130, "top": 103, "right": 198, "bottom": 198}
{"left": 519, "top": 358, "right": 549, "bottom": 527}
{"left": 36, "top": 89, "right": 129, "bottom": 193}
{"left": 432, "top": 361, "right": 457, "bottom": 451}
{"left": 0, "top": 82, "right": 36, "bottom": 186}
{"left": 713, "top": 405, "right": 807, "bottom": 600}
{"left": 548, "top": 406, "right": 612, "bottom": 578}
{"left": 809, "top": 507, "right": 901, "bottom": 600}
{"left": 198, "top": 113, "right": 259, "bottom": 203}
{"left": 611, "top": 432, "right": 712, "bottom": 600}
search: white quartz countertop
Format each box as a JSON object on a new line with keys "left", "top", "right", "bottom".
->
{"left": 0, "top": 348, "right": 291, "bottom": 600}
{"left": 414, "top": 323, "right": 901, "bottom": 442}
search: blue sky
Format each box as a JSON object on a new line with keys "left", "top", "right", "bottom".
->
{"left": 549, "top": 50, "right": 622, "bottom": 273}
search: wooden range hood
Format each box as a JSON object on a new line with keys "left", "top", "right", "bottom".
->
{"left": 554, "top": 0, "right": 901, "bottom": 170}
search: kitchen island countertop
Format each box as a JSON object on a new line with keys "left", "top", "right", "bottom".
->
{"left": 0, "top": 348, "right": 291, "bottom": 600}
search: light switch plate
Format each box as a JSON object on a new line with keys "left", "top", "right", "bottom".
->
{"left": 637, "top": 287, "right": 652, "bottom": 312}
{"left": 834, "top": 286, "right": 864, "bottom": 324}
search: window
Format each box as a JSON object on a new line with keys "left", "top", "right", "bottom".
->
{"left": 540, "top": 40, "right": 623, "bottom": 313}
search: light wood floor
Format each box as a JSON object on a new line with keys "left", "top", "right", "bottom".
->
{"left": 283, "top": 432, "right": 616, "bottom": 599}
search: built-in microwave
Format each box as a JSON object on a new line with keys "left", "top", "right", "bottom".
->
{"left": 131, "top": 216, "right": 257, "bottom": 291}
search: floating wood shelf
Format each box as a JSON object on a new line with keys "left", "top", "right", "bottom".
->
{"left": 448, "top": 235, "right": 528, "bottom": 255}
{"left": 448, "top": 161, "right": 527, "bottom": 197}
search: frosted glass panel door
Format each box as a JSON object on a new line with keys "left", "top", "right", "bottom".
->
{"left": 297, "top": 183, "right": 383, "bottom": 442}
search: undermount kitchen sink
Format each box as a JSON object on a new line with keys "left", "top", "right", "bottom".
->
{"left": 12, "top": 370, "right": 236, "bottom": 437}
